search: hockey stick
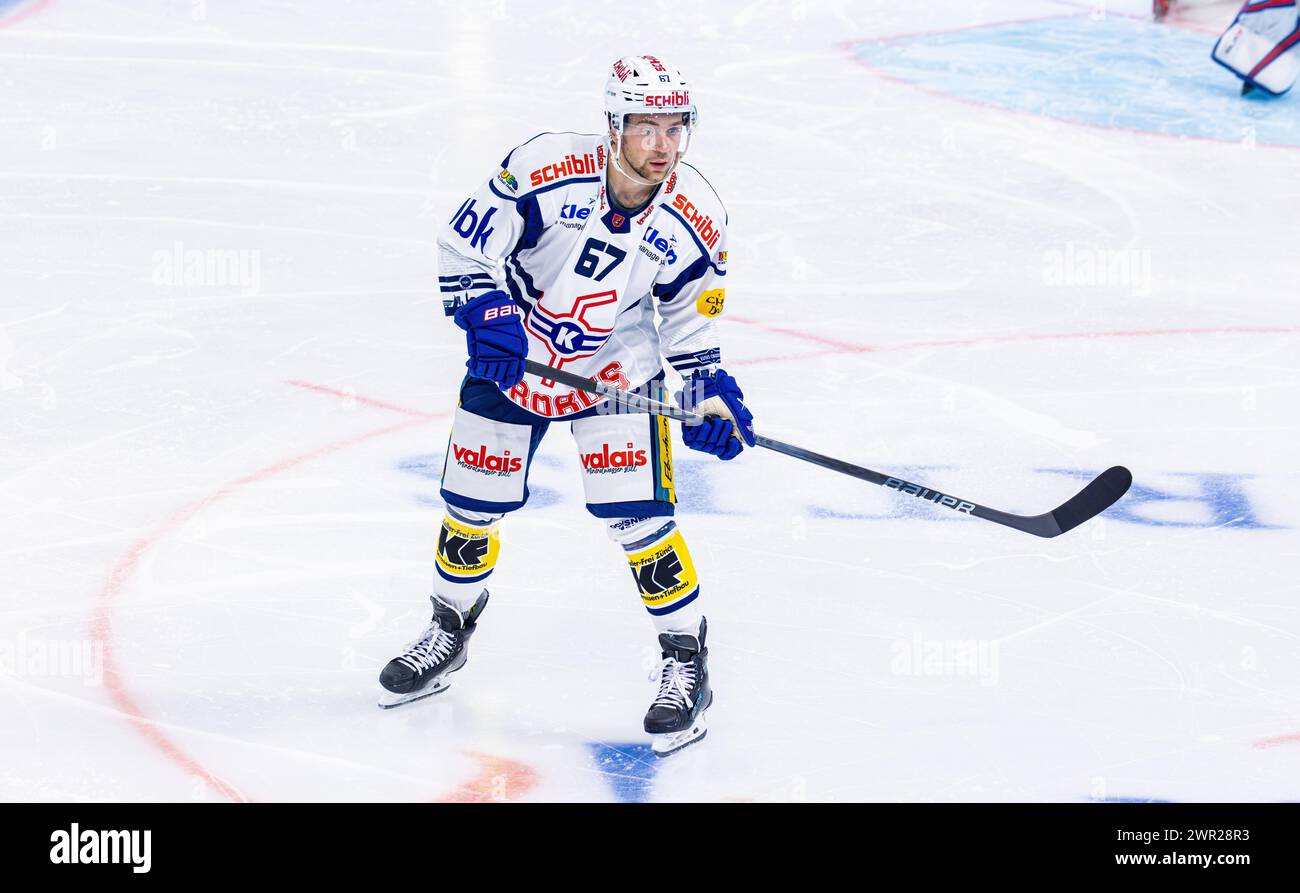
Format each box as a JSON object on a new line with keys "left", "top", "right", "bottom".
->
{"left": 523, "top": 359, "right": 1132, "bottom": 538}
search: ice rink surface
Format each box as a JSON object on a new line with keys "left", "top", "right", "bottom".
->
{"left": 2, "top": 0, "right": 1298, "bottom": 802}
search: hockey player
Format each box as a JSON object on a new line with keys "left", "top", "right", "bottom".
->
{"left": 1211, "top": 1, "right": 1300, "bottom": 95}
{"left": 378, "top": 55, "right": 753, "bottom": 757}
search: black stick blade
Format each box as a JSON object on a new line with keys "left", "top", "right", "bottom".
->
{"left": 1049, "top": 465, "right": 1132, "bottom": 535}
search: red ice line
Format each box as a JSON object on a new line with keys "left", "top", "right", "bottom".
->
{"left": 81, "top": 0, "right": 1300, "bottom": 783}
{"left": 1043, "top": 0, "right": 1225, "bottom": 35}
{"left": 1253, "top": 732, "right": 1300, "bottom": 749}
{"left": 850, "top": 10, "right": 1086, "bottom": 46}
{"left": 0, "top": 0, "right": 52, "bottom": 30}
{"left": 92, "top": 331, "right": 1300, "bottom": 797}
{"left": 285, "top": 378, "right": 444, "bottom": 419}
{"left": 729, "top": 317, "right": 1300, "bottom": 366}
{"left": 90, "top": 388, "right": 464, "bottom": 801}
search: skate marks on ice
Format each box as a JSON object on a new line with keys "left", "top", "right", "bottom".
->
{"left": 85, "top": 377, "right": 448, "bottom": 801}
{"left": 9, "top": 0, "right": 1294, "bottom": 801}
{"left": 587, "top": 743, "right": 659, "bottom": 803}
{"left": 80, "top": 374, "right": 683, "bottom": 802}
{"left": 79, "top": 355, "right": 1300, "bottom": 801}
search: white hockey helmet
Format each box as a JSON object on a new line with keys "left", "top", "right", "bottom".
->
{"left": 604, "top": 55, "right": 697, "bottom": 185}
{"left": 604, "top": 54, "right": 698, "bottom": 130}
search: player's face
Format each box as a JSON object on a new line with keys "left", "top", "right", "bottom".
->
{"left": 618, "top": 114, "right": 687, "bottom": 182}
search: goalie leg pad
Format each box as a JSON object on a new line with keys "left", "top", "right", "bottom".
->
{"left": 1212, "top": 1, "right": 1300, "bottom": 95}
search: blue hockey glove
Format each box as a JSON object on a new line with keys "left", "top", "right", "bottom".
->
{"left": 452, "top": 290, "right": 528, "bottom": 389}
{"left": 678, "top": 368, "right": 755, "bottom": 461}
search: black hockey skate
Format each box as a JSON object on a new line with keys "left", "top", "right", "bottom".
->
{"left": 377, "top": 590, "right": 488, "bottom": 709}
{"left": 644, "top": 617, "right": 713, "bottom": 757}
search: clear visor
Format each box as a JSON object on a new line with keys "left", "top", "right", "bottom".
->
{"left": 616, "top": 113, "right": 694, "bottom": 165}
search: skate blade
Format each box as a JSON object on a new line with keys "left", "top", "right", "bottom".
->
{"left": 377, "top": 678, "right": 450, "bottom": 709}
{"left": 651, "top": 711, "right": 709, "bottom": 758}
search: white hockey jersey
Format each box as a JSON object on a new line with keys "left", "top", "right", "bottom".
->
{"left": 437, "top": 131, "right": 729, "bottom": 419}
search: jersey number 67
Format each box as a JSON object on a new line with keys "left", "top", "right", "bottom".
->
{"left": 574, "top": 238, "right": 627, "bottom": 282}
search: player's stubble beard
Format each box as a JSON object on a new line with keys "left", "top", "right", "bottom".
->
{"left": 607, "top": 131, "right": 677, "bottom": 203}
{"left": 627, "top": 152, "right": 671, "bottom": 184}
{"left": 614, "top": 147, "right": 675, "bottom": 203}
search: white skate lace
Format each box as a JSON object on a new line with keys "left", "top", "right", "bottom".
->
{"left": 397, "top": 622, "right": 457, "bottom": 674}
{"left": 649, "top": 657, "right": 696, "bottom": 710}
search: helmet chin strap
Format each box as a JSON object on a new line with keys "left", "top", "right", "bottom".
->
{"left": 607, "top": 133, "right": 679, "bottom": 190}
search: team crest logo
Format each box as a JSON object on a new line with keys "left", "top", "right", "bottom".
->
{"left": 611, "top": 213, "right": 625, "bottom": 228}
{"left": 526, "top": 289, "right": 620, "bottom": 385}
